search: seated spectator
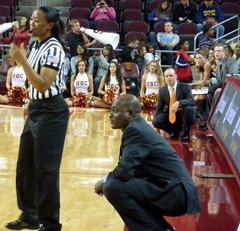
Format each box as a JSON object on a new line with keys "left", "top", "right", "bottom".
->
{"left": 198, "top": 23, "right": 215, "bottom": 58}
{"left": 147, "top": 43, "right": 161, "bottom": 62}
{"left": 196, "top": 0, "right": 225, "bottom": 40}
{"left": 134, "top": 44, "right": 154, "bottom": 71}
{"left": 139, "top": 60, "right": 165, "bottom": 108}
{"left": 67, "top": 19, "right": 97, "bottom": 57}
{"left": 175, "top": 39, "right": 194, "bottom": 83}
{"left": 66, "top": 60, "right": 94, "bottom": 107}
{"left": 222, "top": 42, "right": 234, "bottom": 58}
{"left": 190, "top": 51, "right": 216, "bottom": 120}
{"left": 0, "top": 17, "right": 30, "bottom": 48}
{"left": 192, "top": 51, "right": 216, "bottom": 88}
{"left": 208, "top": 48, "right": 217, "bottom": 77}
{"left": 92, "top": 44, "right": 118, "bottom": 96}
{"left": 148, "top": 0, "right": 173, "bottom": 28}
{"left": 92, "top": 61, "right": 126, "bottom": 108}
{"left": 173, "top": 0, "right": 197, "bottom": 28}
{"left": 121, "top": 38, "right": 140, "bottom": 62}
{"left": 89, "top": 0, "right": 116, "bottom": 29}
{"left": 70, "top": 43, "right": 94, "bottom": 76}
{"left": 234, "top": 41, "right": 240, "bottom": 73}
{"left": 149, "top": 21, "right": 179, "bottom": 65}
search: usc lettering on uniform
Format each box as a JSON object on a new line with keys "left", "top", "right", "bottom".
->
{"left": 76, "top": 81, "right": 88, "bottom": 86}
{"left": 12, "top": 74, "right": 24, "bottom": 78}
{"left": 107, "top": 83, "right": 119, "bottom": 90}
{"left": 146, "top": 81, "right": 158, "bottom": 87}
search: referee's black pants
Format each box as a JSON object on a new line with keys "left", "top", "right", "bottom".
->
{"left": 16, "top": 95, "right": 69, "bottom": 229}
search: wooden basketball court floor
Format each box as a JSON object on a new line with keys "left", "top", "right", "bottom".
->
{"left": 0, "top": 105, "right": 239, "bottom": 231}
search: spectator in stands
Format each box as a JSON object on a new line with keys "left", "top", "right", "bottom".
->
{"left": 196, "top": 0, "right": 225, "bottom": 39}
{"left": 173, "top": 0, "right": 197, "bottom": 28}
{"left": 147, "top": 43, "right": 161, "bottom": 63}
{"left": 0, "top": 17, "right": 30, "bottom": 48}
{"left": 149, "top": 21, "right": 179, "bottom": 65}
{"left": 121, "top": 37, "right": 140, "bottom": 62}
{"left": 234, "top": 41, "right": 240, "bottom": 73}
{"left": 192, "top": 51, "right": 216, "bottom": 89}
{"left": 93, "top": 44, "right": 117, "bottom": 96}
{"left": 89, "top": 0, "right": 116, "bottom": 29}
{"left": 190, "top": 51, "right": 215, "bottom": 120}
{"left": 198, "top": 23, "right": 215, "bottom": 58}
{"left": 208, "top": 48, "right": 217, "bottom": 76}
{"left": 148, "top": 0, "right": 173, "bottom": 27}
{"left": 70, "top": 43, "right": 94, "bottom": 76}
{"left": 222, "top": 42, "right": 234, "bottom": 58}
{"left": 134, "top": 44, "right": 154, "bottom": 71}
{"left": 175, "top": 39, "right": 194, "bottom": 83}
{"left": 67, "top": 19, "right": 97, "bottom": 57}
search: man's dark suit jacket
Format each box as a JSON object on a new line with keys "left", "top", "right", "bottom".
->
{"left": 107, "top": 115, "right": 201, "bottom": 215}
{"left": 155, "top": 81, "right": 195, "bottom": 117}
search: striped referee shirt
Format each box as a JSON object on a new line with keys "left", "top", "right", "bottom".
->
{"left": 28, "top": 36, "right": 65, "bottom": 99}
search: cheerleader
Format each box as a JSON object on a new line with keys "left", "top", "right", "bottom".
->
{"left": 139, "top": 60, "right": 165, "bottom": 108}
{"left": 92, "top": 61, "right": 126, "bottom": 108}
{"left": 67, "top": 59, "right": 94, "bottom": 107}
{"left": 6, "top": 58, "right": 29, "bottom": 102}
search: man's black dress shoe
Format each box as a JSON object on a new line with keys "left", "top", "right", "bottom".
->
{"left": 5, "top": 219, "right": 40, "bottom": 230}
{"left": 38, "top": 225, "right": 62, "bottom": 231}
{"left": 180, "top": 135, "right": 190, "bottom": 141}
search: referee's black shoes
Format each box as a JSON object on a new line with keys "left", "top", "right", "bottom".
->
{"left": 37, "top": 225, "right": 62, "bottom": 231}
{"left": 5, "top": 219, "right": 40, "bottom": 230}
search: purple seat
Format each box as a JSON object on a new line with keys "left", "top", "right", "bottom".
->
{"left": 69, "top": 7, "right": 90, "bottom": 20}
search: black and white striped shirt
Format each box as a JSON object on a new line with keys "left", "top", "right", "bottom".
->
{"left": 28, "top": 36, "right": 65, "bottom": 99}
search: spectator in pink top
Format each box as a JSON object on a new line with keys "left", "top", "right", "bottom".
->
{"left": 0, "top": 17, "right": 30, "bottom": 48}
{"left": 89, "top": 0, "right": 116, "bottom": 29}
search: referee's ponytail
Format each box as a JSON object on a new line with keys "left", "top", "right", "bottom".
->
{"left": 39, "top": 6, "right": 65, "bottom": 47}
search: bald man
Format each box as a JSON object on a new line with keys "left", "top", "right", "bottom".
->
{"left": 94, "top": 94, "right": 200, "bottom": 231}
{"left": 152, "top": 68, "right": 196, "bottom": 141}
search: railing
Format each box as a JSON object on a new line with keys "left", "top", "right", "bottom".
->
{"left": 37, "top": 0, "right": 47, "bottom": 7}
{"left": 193, "top": 15, "right": 240, "bottom": 53}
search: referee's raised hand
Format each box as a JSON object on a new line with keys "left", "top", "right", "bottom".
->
{"left": 9, "top": 43, "right": 27, "bottom": 66}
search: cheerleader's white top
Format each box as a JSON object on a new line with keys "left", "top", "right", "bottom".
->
{"left": 145, "top": 73, "right": 159, "bottom": 95}
{"left": 11, "top": 66, "right": 27, "bottom": 88}
{"left": 74, "top": 72, "right": 89, "bottom": 94}
{"left": 105, "top": 75, "right": 120, "bottom": 93}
